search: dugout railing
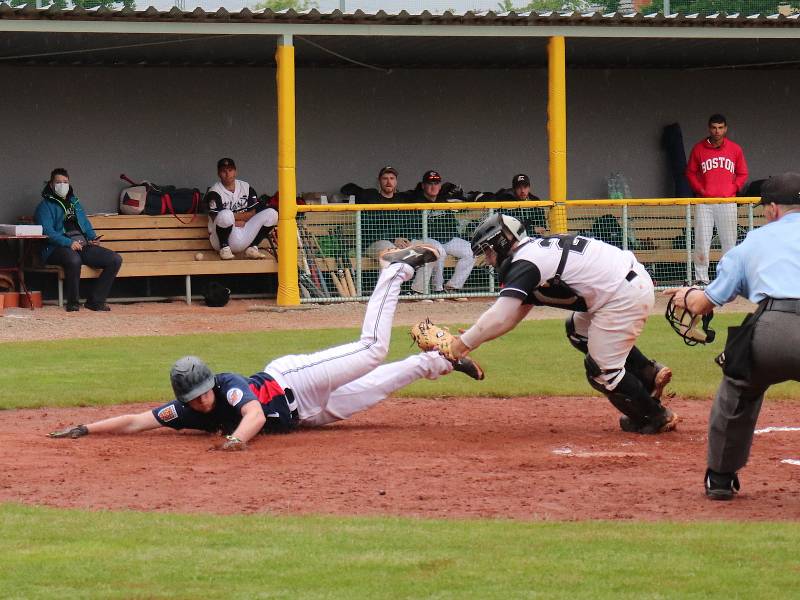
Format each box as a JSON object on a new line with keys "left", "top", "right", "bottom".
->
{"left": 293, "top": 198, "right": 762, "bottom": 303}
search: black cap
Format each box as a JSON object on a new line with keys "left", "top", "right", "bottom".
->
{"left": 378, "top": 166, "right": 398, "bottom": 178}
{"left": 217, "top": 157, "right": 236, "bottom": 170}
{"left": 759, "top": 173, "right": 800, "bottom": 205}
{"left": 512, "top": 174, "right": 531, "bottom": 188}
{"left": 422, "top": 170, "right": 442, "bottom": 184}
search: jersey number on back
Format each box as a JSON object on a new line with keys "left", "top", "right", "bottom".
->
{"left": 537, "top": 235, "right": 589, "bottom": 254}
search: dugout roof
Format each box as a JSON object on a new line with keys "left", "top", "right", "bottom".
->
{"left": 2, "top": 5, "right": 800, "bottom": 69}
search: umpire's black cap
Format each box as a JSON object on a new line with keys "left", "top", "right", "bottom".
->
{"left": 759, "top": 172, "right": 800, "bottom": 205}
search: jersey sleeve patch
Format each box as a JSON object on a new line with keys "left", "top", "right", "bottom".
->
{"left": 226, "top": 387, "right": 245, "bottom": 407}
{"left": 157, "top": 405, "right": 178, "bottom": 422}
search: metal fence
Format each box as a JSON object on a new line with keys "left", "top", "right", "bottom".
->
{"left": 295, "top": 198, "right": 762, "bottom": 303}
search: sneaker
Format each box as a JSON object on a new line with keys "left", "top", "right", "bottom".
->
{"left": 379, "top": 244, "right": 439, "bottom": 270}
{"left": 244, "top": 246, "right": 267, "bottom": 259}
{"left": 650, "top": 363, "right": 672, "bottom": 401}
{"left": 453, "top": 357, "right": 485, "bottom": 381}
{"left": 444, "top": 286, "right": 469, "bottom": 302}
{"left": 84, "top": 302, "right": 111, "bottom": 312}
{"left": 619, "top": 407, "right": 679, "bottom": 434}
{"left": 219, "top": 246, "right": 234, "bottom": 260}
{"left": 65, "top": 302, "right": 80, "bottom": 312}
{"left": 408, "top": 291, "right": 434, "bottom": 303}
{"left": 704, "top": 468, "right": 740, "bottom": 500}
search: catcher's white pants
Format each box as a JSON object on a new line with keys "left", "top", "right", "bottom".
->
{"left": 693, "top": 202, "right": 737, "bottom": 283}
{"left": 413, "top": 237, "right": 475, "bottom": 293}
{"left": 570, "top": 261, "right": 655, "bottom": 390}
{"left": 264, "top": 263, "right": 454, "bottom": 424}
{"left": 208, "top": 208, "right": 278, "bottom": 253}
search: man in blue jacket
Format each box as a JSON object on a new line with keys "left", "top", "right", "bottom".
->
{"left": 34, "top": 168, "right": 122, "bottom": 312}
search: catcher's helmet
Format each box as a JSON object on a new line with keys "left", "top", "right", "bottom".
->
{"left": 470, "top": 213, "right": 528, "bottom": 262}
{"left": 665, "top": 296, "right": 716, "bottom": 346}
{"left": 170, "top": 356, "right": 215, "bottom": 403}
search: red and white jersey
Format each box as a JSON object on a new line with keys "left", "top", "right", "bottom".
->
{"left": 685, "top": 138, "right": 748, "bottom": 198}
{"left": 500, "top": 236, "right": 638, "bottom": 312}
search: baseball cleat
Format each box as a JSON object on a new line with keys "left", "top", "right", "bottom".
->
{"left": 704, "top": 468, "right": 740, "bottom": 501}
{"left": 650, "top": 363, "right": 672, "bottom": 400}
{"left": 453, "top": 357, "right": 484, "bottom": 381}
{"left": 619, "top": 407, "right": 679, "bottom": 434}
{"left": 379, "top": 244, "right": 439, "bottom": 270}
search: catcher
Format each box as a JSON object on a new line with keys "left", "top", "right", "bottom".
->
{"left": 412, "top": 213, "right": 676, "bottom": 434}
{"left": 49, "top": 245, "right": 484, "bottom": 449}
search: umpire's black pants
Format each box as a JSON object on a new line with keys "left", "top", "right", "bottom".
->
{"left": 46, "top": 245, "right": 123, "bottom": 305}
{"left": 707, "top": 308, "right": 800, "bottom": 473}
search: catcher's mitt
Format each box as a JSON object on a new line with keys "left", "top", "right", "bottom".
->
{"left": 410, "top": 318, "right": 486, "bottom": 381}
{"left": 411, "top": 318, "right": 458, "bottom": 361}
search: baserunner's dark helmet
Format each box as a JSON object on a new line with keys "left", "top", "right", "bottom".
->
{"left": 170, "top": 356, "right": 215, "bottom": 403}
{"left": 470, "top": 213, "right": 527, "bottom": 262}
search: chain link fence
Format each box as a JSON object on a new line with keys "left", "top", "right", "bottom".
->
{"left": 295, "top": 199, "right": 762, "bottom": 303}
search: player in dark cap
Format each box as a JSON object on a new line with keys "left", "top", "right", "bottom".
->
{"left": 664, "top": 172, "right": 800, "bottom": 500}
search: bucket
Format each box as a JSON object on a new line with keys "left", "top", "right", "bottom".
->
{"left": 1, "top": 292, "right": 20, "bottom": 308}
{"left": 20, "top": 291, "right": 43, "bottom": 309}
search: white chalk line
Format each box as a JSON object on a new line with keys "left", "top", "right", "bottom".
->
{"left": 755, "top": 426, "right": 800, "bottom": 435}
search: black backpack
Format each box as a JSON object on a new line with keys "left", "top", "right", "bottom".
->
{"left": 204, "top": 282, "right": 230, "bottom": 307}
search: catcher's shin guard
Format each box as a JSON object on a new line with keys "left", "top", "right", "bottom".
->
{"left": 625, "top": 346, "right": 672, "bottom": 401}
{"left": 584, "top": 356, "right": 677, "bottom": 434}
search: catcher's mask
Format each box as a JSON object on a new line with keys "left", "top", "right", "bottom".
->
{"left": 470, "top": 213, "right": 528, "bottom": 263}
{"left": 170, "top": 356, "right": 215, "bottom": 403}
{"left": 665, "top": 296, "right": 716, "bottom": 346}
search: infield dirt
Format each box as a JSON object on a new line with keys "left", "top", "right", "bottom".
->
{"left": 2, "top": 296, "right": 797, "bottom": 520}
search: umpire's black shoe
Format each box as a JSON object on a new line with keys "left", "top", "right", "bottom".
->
{"left": 379, "top": 244, "right": 439, "bottom": 270}
{"left": 65, "top": 302, "right": 80, "bottom": 312}
{"left": 705, "top": 468, "right": 740, "bottom": 501}
{"left": 85, "top": 302, "right": 111, "bottom": 312}
{"left": 453, "top": 357, "right": 485, "bottom": 381}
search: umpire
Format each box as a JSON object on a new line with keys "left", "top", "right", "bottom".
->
{"left": 665, "top": 172, "right": 800, "bottom": 500}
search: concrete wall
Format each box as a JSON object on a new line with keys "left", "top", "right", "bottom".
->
{"left": 1, "top": 64, "right": 796, "bottom": 223}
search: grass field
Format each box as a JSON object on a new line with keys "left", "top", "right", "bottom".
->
{"left": 1, "top": 315, "right": 798, "bottom": 597}
{"left": 1, "top": 312, "right": 799, "bottom": 409}
{"left": 2, "top": 504, "right": 799, "bottom": 599}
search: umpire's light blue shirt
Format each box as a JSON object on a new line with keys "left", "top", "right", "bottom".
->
{"left": 705, "top": 212, "right": 800, "bottom": 305}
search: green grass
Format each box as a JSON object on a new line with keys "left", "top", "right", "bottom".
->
{"left": 1, "top": 313, "right": 799, "bottom": 409}
{"left": 1, "top": 503, "right": 799, "bottom": 599}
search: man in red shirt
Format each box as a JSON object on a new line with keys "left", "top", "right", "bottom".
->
{"left": 685, "top": 114, "right": 748, "bottom": 285}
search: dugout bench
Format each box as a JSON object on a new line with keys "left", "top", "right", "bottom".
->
{"left": 25, "top": 214, "right": 278, "bottom": 306}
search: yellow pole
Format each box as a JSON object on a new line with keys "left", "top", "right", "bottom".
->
{"left": 276, "top": 35, "right": 300, "bottom": 305}
{"left": 547, "top": 36, "right": 568, "bottom": 234}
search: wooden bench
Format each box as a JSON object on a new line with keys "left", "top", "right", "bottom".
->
{"left": 26, "top": 214, "right": 277, "bottom": 305}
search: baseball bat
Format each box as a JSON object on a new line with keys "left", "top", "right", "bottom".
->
{"left": 329, "top": 268, "right": 347, "bottom": 297}
{"left": 344, "top": 266, "right": 357, "bottom": 297}
{"left": 298, "top": 223, "right": 330, "bottom": 298}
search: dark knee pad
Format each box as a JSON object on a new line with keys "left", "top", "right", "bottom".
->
{"left": 566, "top": 314, "right": 589, "bottom": 354}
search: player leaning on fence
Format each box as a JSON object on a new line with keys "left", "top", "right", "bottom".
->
{"left": 685, "top": 114, "right": 748, "bottom": 285}
{"left": 204, "top": 157, "right": 277, "bottom": 261}
{"left": 443, "top": 213, "right": 677, "bottom": 435}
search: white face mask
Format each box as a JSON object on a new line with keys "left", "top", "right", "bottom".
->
{"left": 53, "top": 182, "right": 69, "bottom": 198}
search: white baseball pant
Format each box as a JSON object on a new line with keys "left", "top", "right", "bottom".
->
{"left": 569, "top": 261, "right": 655, "bottom": 390}
{"left": 414, "top": 237, "right": 475, "bottom": 293}
{"left": 263, "top": 263, "right": 454, "bottom": 424}
{"left": 208, "top": 208, "right": 278, "bottom": 253}
{"left": 693, "top": 202, "right": 737, "bottom": 284}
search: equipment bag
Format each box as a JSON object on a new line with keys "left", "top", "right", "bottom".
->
{"left": 144, "top": 186, "right": 202, "bottom": 216}
{"left": 119, "top": 185, "right": 148, "bottom": 215}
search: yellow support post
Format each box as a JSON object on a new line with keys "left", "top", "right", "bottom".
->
{"left": 276, "top": 35, "right": 300, "bottom": 305}
{"left": 547, "top": 36, "right": 568, "bottom": 234}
